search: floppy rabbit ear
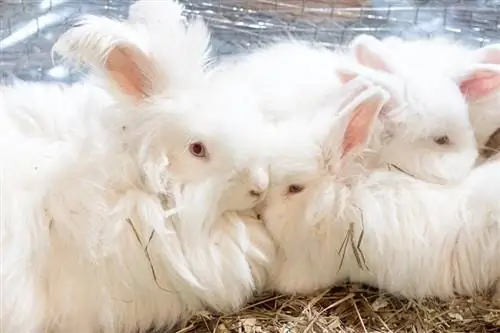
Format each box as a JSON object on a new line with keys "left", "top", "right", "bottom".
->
{"left": 458, "top": 44, "right": 500, "bottom": 101}
{"left": 334, "top": 82, "right": 390, "bottom": 159}
{"left": 53, "top": 15, "right": 162, "bottom": 102}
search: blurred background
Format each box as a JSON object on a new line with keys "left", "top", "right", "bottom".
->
{"left": 1, "top": 0, "right": 500, "bottom": 84}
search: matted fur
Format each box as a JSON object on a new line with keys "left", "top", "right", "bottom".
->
{"left": 0, "top": 2, "right": 275, "bottom": 332}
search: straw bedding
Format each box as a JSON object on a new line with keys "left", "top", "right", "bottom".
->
{"left": 172, "top": 285, "right": 499, "bottom": 332}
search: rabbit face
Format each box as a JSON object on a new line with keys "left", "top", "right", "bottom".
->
{"left": 257, "top": 81, "right": 389, "bottom": 294}
{"left": 52, "top": 14, "right": 270, "bottom": 217}
{"left": 145, "top": 84, "right": 270, "bottom": 213}
{"left": 261, "top": 85, "right": 385, "bottom": 237}
{"left": 379, "top": 37, "right": 500, "bottom": 150}
{"left": 372, "top": 74, "right": 478, "bottom": 184}
{"left": 340, "top": 34, "right": 479, "bottom": 184}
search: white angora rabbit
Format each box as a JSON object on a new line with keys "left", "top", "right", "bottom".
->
{"left": 0, "top": 4, "right": 275, "bottom": 333}
{"left": 259, "top": 78, "right": 500, "bottom": 303}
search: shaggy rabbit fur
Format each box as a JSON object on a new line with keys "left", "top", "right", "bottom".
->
{"left": 0, "top": 4, "right": 275, "bottom": 333}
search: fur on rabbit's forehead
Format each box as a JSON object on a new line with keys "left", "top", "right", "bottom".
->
{"left": 267, "top": 121, "right": 325, "bottom": 183}
{"left": 395, "top": 74, "right": 470, "bottom": 128}
{"left": 174, "top": 91, "right": 268, "bottom": 163}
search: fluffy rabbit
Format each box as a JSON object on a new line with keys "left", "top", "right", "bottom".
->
{"left": 367, "top": 35, "right": 500, "bottom": 152}
{"left": 0, "top": 6, "right": 275, "bottom": 333}
{"left": 208, "top": 38, "right": 478, "bottom": 184}
{"left": 341, "top": 34, "right": 480, "bottom": 183}
{"left": 258, "top": 77, "right": 500, "bottom": 301}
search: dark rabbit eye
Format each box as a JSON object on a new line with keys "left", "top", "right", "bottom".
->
{"left": 287, "top": 184, "right": 305, "bottom": 195}
{"left": 189, "top": 141, "right": 208, "bottom": 158}
{"left": 433, "top": 136, "right": 450, "bottom": 145}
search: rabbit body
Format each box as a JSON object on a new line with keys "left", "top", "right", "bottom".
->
{"left": 0, "top": 5, "right": 275, "bottom": 333}
{"left": 261, "top": 82, "right": 500, "bottom": 300}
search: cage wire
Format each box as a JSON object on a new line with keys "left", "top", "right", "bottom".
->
{"left": 2, "top": 0, "right": 500, "bottom": 84}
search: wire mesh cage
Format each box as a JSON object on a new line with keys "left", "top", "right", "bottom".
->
{"left": 2, "top": 0, "right": 500, "bottom": 85}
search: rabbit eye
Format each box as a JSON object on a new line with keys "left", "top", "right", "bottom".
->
{"left": 189, "top": 141, "right": 208, "bottom": 158}
{"left": 287, "top": 184, "right": 305, "bottom": 195}
{"left": 433, "top": 136, "right": 450, "bottom": 145}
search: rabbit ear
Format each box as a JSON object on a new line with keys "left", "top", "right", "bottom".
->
{"left": 458, "top": 44, "right": 500, "bottom": 101}
{"left": 349, "top": 34, "right": 395, "bottom": 74}
{"left": 334, "top": 62, "right": 398, "bottom": 119}
{"left": 334, "top": 82, "right": 390, "bottom": 159}
{"left": 53, "top": 15, "right": 162, "bottom": 101}
{"left": 127, "top": 0, "right": 212, "bottom": 86}
{"left": 336, "top": 35, "right": 398, "bottom": 98}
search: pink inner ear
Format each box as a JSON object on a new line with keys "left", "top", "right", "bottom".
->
{"left": 337, "top": 71, "right": 357, "bottom": 84}
{"left": 355, "top": 43, "right": 392, "bottom": 74}
{"left": 342, "top": 102, "right": 377, "bottom": 158}
{"left": 105, "top": 46, "right": 153, "bottom": 100}
{"left": 459, "top": 70, "right": 500, "bottom": 101}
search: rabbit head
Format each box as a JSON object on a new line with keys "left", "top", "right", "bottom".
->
{"left": 338, "top": 34, "right": 478, "bottom": 184}
{"left": 257, "top": 79, "right": 389, "bottom": 294}
{"left": 52, "top": 14, "right": 270, "bottom": 222}
{"left": 373, "top": 36, "right": 500, "bottom": 153}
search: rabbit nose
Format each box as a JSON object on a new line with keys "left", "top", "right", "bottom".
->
{"left": 249, "top": 189, "right": 263, "bottom": 197}
{"left": 249, "top": 167, "right": 269, "bottom": 197}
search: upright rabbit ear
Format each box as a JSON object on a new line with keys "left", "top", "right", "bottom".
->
{"left": 53, "top": 15, "right": 163, "bottom": 102}
{"left": 338, "top": 34, "right": 395, "bottom": 83}
{"left": 127, "top": 0, "right": 211, "bottom": 85}
{"left": 334, "top": 81, "right": 390, "bottom": 159}
{"left": 335, "top": 35, "right": 397, "bottom": 98}
{"left": 458, "top": 44, "right": 500, "bottom": 101}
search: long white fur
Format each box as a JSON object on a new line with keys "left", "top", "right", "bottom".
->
{"left": 1, "top": 2, "right": 275, "bottom": 332}
{"left": 260, "top": 79, "right": 500, "bottom": 300}
{"left": 207, "top": 38, "right": 478, "bottom": 185}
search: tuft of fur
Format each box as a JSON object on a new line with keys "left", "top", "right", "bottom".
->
{"left": 1, "top": 3, "right": 275, "bottom": 333}
{"left": 260, "top": 80, "right": 500, "bottom": 300}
